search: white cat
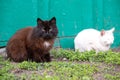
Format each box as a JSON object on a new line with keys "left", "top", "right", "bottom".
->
{"left": 74, "top": 27, "right": 115, "bottom": 52}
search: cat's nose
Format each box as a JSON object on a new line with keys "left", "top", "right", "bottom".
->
{"left": 46, "top": 32, "right": 49, "bottom": 34}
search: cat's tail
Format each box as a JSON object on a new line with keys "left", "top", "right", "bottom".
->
{"left": 0, "top": 47, "right": 7, "bottom": 57}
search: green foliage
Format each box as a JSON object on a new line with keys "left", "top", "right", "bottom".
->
{"left": 0, "top": 57, "right": 12, "bottom": 73}
{"left": 105, "top": 73, "right": 120, "bottom": 80}
{"left": 0, "top": 56, "right": 16, "bottom": 80}
{"left": 18, "top": 61, "right": 43, "bottom": 70}
{"left": 0, "top": 48, "right": 120, "bottom": 80}
{"left": 0, "top": 73, "right": 17, "bottom": 80}
{"left": 105, "top": 51, "right": 120, "bottom": 64}
{"left": 0, "top": 55, "right": 97, "bottom": 80}
{"left": 51, "top": 48, "right": 120, "bottom": 64}
{"left": 23, "top": 61, "right": 97, "bottom": 80}
{"left": 43, "top": 62, "right": 97, "bottom": 80}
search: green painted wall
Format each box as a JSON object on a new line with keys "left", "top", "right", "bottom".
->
{"left": 0, "top": 0, "right": 120, "bottom": 48}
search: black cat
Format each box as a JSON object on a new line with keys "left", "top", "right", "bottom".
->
{"left": 6, "top": 17, "right": 58, "bottom": 62}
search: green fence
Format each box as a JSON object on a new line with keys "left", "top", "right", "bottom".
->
{"left": 0, "top": 0, "right": 120, "bottom": 49}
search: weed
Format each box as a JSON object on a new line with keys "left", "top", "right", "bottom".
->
{"left": 0, "top": 48, "right": 120, "bottom": 80}
{"left": 51, "top": 48, "right": 120, "bottom": 64}
{"left": 18, "top": 61, "right": 43, "bottom": 70}
{"left": 105, "top": 73, "right": 120, "bottom": 80}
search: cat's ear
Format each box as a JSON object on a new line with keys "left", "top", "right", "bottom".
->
{"left": 50, "top": 17, "right": 56, "bottom": 24}
{"left": 109, "top": 27, "right": 115, "bottom": 33}
{"left": 101, "top": 30, "right": 105, "bottom": 36}
{"left": 37, "top": 18, "right": 43, "bottom": 25}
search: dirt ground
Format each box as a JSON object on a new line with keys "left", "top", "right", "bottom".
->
{"left": 0, "top": 47, "right": 120, "bottom": 80}
{"left": 7, "top": 58, "right": 120, "bottom": 80}
{"left": 112, "top": 47, "right": 120, "bottom": 52}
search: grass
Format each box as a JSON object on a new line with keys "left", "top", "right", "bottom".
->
{"left": 51, "top": 48, "right": 120, "bottom": 64}
{"left": 0, "top": 58, "right": 97, "bottom": 80}
{"left": 0, "top": 48, "right": 120, "bottom": 80}
{"left": 105, "top": 73, "right": 120, "bottom": 80}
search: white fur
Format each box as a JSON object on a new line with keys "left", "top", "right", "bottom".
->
{"left": 74, "top": 27, "right": 115, "bottom": 52}
{"left": 44, "top": 41, "right": 50, "bottom": 48}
